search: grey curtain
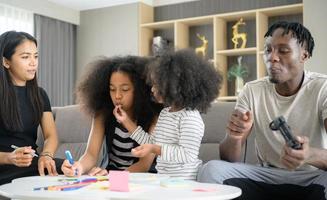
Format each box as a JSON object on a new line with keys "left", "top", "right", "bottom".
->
{"left": 34, "top": 14, "right": 76, "bottom": 106}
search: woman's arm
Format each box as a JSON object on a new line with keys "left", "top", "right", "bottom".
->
{"left": 38, "top": 112, "right": 59, "bottom": 175}
{"left": 0, "top": 152, "right": 10, "bottom": 164}
{"left": 0, "top": 148, "right": 34, "bottom": 166}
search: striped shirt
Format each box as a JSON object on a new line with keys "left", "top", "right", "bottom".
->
{"left": 107, "top": 127, "right": 139, "bottom": 170}
{"left": 131, "top": 107, "right": 204, "bottom": 180}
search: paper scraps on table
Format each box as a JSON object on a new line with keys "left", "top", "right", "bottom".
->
{"left": 192, "top": 188, "right": 218, "bottom": 192}
{"left": 160, "top": 179, "right": 191, "bottom": 188}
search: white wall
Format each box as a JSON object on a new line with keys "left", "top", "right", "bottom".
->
{"left": 153, "top": 0, "right": 198, "bottom": 6}
{"left": 3, "top": 0, "right": 325, "bottom": 77}
{"left": 303, "top": 0, "right": 327, "bottom": 74}
{"left": 0, "top": 0, "right": 79, "bottom": 25}
{"left": 76, "top": 3, "right": 139, "bottom": 79}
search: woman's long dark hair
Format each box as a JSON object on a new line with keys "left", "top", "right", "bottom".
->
{"left": 76, "top": 56, "right": 162, "bottom": 132}
{"left": 0, "top": 31, "right": 43, "bottom": 131}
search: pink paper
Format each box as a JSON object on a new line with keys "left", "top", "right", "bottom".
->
{"left": 193, "top": 188, "right": 218, "bottom": 192}
{"left": 109, "top": 170, "right": 129, "bottom": 192}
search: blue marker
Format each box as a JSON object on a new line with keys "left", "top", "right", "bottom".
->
{"left": 65, "top": 150, "right": 77, "bottom": 176}
{"left": 65, "top": 150, "right": 74, "bottom": 165}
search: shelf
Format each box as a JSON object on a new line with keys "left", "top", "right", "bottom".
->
{"left": 259, "top": 3, "right": 302, "bottom": 16}
{"left": 218, "top": 10, "right": 256, "bottom": 21}
{"left": 141, "top": 21, "right": 175, "bottom": 29}
{"left": 177, "top": 16, "right": 214, "bottom": 26}
{"left": 139, "top": 3, "right": 303, "bottom": 101}
{"left": 217, "top": 47, "right": 257, "bottom": 56}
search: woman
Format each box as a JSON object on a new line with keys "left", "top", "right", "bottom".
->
{"left": 0, "top": 31, "right": 62, "bottom": 184}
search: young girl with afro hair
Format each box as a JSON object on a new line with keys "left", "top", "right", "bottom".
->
{"left": 61, "top": 56, "right": 162, "bottom": 176}
{"left": 114, "top": 49, "right": 223, "bottom": 180}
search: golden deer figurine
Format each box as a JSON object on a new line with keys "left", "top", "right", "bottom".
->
{"left": 231, "top": 18, "right": 247, "bottom": 49}
{"left": 195, "top": 33, "right": 208, "bottom": 58}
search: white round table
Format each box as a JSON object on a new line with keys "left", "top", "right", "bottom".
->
{"left": 0, "top": 174, "right": 241, "bottom": 200}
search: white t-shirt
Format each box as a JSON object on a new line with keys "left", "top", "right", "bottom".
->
{"left": 236, "top": 71, "right": 327, "bottom": 170}
{"left": 131, "top": 107, "right": 204, "bottom": 180}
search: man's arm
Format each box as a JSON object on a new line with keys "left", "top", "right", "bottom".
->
{"left": 219, "top": 110, "right": 253, "bottom": 162}
{"left": 303, "top": 119, "right": 327, "bottom": 169}
{"left": 281, "top": 119, "right": 327, "bottom": 170}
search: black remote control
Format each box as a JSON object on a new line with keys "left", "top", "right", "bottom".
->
{"left": 269, "top": 116, "right": 302, "bottom": 150}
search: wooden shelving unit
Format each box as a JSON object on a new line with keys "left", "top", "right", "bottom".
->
{"left": 138, "top": 3, "right": 303, "bottom": 101}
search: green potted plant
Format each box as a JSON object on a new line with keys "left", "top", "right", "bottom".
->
{"left": 227, "top": 56, "right": 248, "bottom": 95}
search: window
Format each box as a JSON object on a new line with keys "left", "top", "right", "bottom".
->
{"left": 0, "top": 3, "right": 34, "bottom": 35}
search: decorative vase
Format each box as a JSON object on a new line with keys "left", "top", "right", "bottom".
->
{"left": 152, "top": 36, "right": 170, "bottom": 57}
{"left": 235, "top": 76, "right": 244, "bottom": 95}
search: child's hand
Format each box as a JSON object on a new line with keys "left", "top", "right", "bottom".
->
{"left": 61, "top": 160, "right": 83, "bottom": 177}
{"left": 113, "top": 105, "right": 128, "bottom": 124}
{"left": 113, "top": 105, "right": 138, "bottom": 133}
{"left": 132, "top": 144, "right": 160, "bottom": 157}
{"left": 88, "top": 166, "right": 108, "bottom": 176}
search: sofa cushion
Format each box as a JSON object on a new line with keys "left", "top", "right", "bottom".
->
{"left": 37, "top": 105, "right": 106, "bottom": 166}
{"left": 200, "top": 101, "right": 257, "bottom": 164}
{"left": 54, "top": 105, "right": 91, "bottom": 144}
{"left": 199, "top": 143, "right": 220, "bottom": 163}
{"left": 201, "top": 102, "right": 235, "bottom": 143}
{"left": 199, "top": 101, "right": 235, "bottom": 163}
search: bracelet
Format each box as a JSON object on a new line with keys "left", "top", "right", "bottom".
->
{"left": 40, "top": 152, "right": 54, "bottom": 159}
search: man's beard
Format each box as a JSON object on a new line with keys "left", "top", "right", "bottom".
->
{"left": 268, "top": 74, "right": 279, "bottom": 84}
{"left": 269, "top": 76, "right": 279, "bottom": 84}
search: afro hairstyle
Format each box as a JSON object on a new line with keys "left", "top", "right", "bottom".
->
{"left": 148, "top": 49, "right": 223, "bottom": 113}
{"left": 76, "top": 55, "right": 162, "bottom": 131}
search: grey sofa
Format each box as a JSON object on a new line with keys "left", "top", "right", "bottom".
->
{"left": 36, "top": 105, "right": 106, "bottom": 166}
{"left": 37, "top": 102, "right": 257, "bottom": 166}
{"left": 200, "top": 101, "right": 257, "bottom": 164}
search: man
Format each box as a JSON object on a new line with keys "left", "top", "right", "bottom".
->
{"left": 198, "top": 21, "right": 327, "bottom": 200}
